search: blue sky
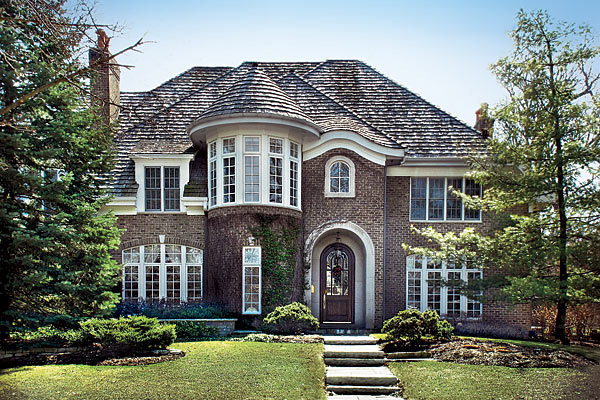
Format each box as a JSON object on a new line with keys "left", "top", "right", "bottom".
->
{"left": 89, "top": 0, "right": 600, "bottom": 126}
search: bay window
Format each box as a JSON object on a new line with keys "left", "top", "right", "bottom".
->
{"left": 410, "top": 177, "right": 481, "bottom": 221}
{"left": 406, "top": 255, "right": 482, "bottom": 319}
{"left": 207, "top": 135, "right": 301, "bottom": 209}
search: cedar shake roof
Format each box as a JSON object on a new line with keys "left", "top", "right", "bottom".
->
{"left": 112, "top": 60, "right": 485, "bottom": 195}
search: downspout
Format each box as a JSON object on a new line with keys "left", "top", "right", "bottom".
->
{"left": 382, "top": 164, "right": 387, "bottom": 324}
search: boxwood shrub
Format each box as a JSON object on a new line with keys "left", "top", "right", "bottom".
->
{"left": 79, "top": 316, "right": 176, "bottom": 350}
{"left": 382, "top": 309, "right": 453, "bottom": 343}
{"left": 262, "top": 302, "right": 319, "bottom": 334}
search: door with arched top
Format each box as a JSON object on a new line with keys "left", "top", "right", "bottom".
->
{"left": 320, "top": 243, "right": 355, "bottom": 323}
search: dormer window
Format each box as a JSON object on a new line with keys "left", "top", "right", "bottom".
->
{"left": 325, "top": 156, "right": 355, "bottom": 197}
{"left": 145, "top": 166, "right": 180, "bottom": 211}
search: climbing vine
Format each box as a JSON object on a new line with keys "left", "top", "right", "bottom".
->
{"left": 250, "top": 214, "right": 302, "bottom": 313}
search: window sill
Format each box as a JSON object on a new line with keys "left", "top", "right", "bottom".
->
{"left": 409, "top": 219, "right": 482, "bottom": 224}
{"left": 324, "top": 192, "right": 355, "bottom": 198}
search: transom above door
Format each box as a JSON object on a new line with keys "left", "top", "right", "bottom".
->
{"left": 320, "top": 243, "right": 355, "bottom": 323}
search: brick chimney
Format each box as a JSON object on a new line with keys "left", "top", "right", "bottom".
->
{"left": 89, "top": 29, "right": 120, "bottom": 124}
{"left": 474, "top": 103, "right": 493, "bottom": 139}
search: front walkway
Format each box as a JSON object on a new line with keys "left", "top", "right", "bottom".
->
{"left": 322, "top": 335, "right": 402, "bottom": 399}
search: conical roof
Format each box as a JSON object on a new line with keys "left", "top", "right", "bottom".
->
{"left": 195, "top": 65, "right": 317, "bottom": 127}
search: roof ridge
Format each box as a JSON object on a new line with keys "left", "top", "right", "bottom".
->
{"left": 356, "top": 61, "right": 480, "bottom": 135}
{"left": 120, "top": 65, "right": 249, "bottom": 135}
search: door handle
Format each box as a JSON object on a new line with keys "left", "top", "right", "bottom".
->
{"left": 323, "top": 289, "right": 327, "bottom": 309}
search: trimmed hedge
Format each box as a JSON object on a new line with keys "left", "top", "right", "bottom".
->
{"left": 169, "top": 320, "right": 217, "bottom": 339}
{"left": 263, "top": 302, "right": 319, "bottom": 334}
{"left": 79, "top": 316, "right": 175, "bottom": 350}
{"left": 382, "top": 310, "right": 453, "bottom": 342}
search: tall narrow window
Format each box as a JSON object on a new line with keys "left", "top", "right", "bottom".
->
{"left": 145, "top": 167, "right": 161, "bottom": 211}
{"left": 123, "top": 248, "right": 140, "bottom": 300}
{"left": 186, "top": 247, "right": 203, "bottom": 301}
{"left": 407, "top": 270, "right": 421, "bottom": 310}
{"left": 290, "top": 160, "right": 298, "bottom": 207}
{"left": 269, "top": 157, "right": 283, "bottom": 203}
{"left": 223, "top": 138, "right": 236, "bottom": 203}
{"left": 410, "top": 178, "right": 427, "bottom": 220}
{"left": 244, "top": 136, "right": 260, "bottom": 203}
{"left": 165, "top": 245, "right": 181, "bottom": 301}
{"left": 242, "top": 246, "right": 261, "bottom": 314}
{"left": 209, "top": 142, "right": 217, "bottom": 207}
{"left": 464, "top": 179, "right": 482, "bottom": 220}
{"left": 467, "top": 271, "right": 482, "bottom": 318}
{"left": 330, "top": 161, "right": 350, "bottom": 193}
{"left": 427, "top": 271, "right": 442, "bottom": 314}
{"left": 163, "top": 167, "right": 180, "bottom": 211}
{"left": 446, "top": 178, "right": 463, "bottom": 220}
{"left": 428, "top": 178, "right": 444, "bottom": 220}
{"left": 446, "top": 271, "right": 461, "bottom": 317}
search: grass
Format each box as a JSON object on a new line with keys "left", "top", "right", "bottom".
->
{"left": 0, "top": 341, "right": 326, "bottom": 400}
{"left": 389, "top": 360, "right": 588, "bottom": 400}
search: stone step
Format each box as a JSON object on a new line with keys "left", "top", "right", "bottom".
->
{"left": 388, "top": 358, "right": 436, "bottom": 362}
{"left": 317, "top": 328, "right": 372, "bottom": 335}
{"left": 326, "top": 385, "right": 400, "bottom": 395}
{"left": 323, "top": 336, "right": 377, "bottom": 345}
{"left": 326, "top": 366, "right": 398, "bottom": 386}
{"left": 325, "top": 357, "right": 385, "bottom": 366}
{"left": 387, "top": 351, "right": 431, "bottom": 359}
{"left": 324, "top": 344, "right": 384, "bottom": 359}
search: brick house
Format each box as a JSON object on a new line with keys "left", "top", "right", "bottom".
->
{"left": 94, "top": 44, "right": 531, "bottom": 330}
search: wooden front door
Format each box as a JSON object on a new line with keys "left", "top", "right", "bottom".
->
{"left": 320, "top": 243, "right": 354, "bottom": 323}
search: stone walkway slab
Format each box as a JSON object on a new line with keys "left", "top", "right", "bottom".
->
{"left": 323, "top": 335, "right": 378, "bottom": 345}
{"left": 326, "top": 366, "right": 397, "bottom": 386}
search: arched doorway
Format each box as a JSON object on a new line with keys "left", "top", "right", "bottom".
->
{"left": 320, "top": 243, "right": 355, "bottom": 323}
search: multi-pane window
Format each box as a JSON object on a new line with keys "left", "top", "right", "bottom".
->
{"left": 269, "top": 157, "right": 283, "bottom": 203}
{"left": 145, "top": 167, "right": 161, "bottom": 211}
{"left": 145, "top": 167, "right": 181, "bottom": 212}
{"left": 242, "top": 246, "right": 261, "bottom": 314}
{"left": 122, "top": 245, "right": 203, "bottom": 303}
{"left": 290, "top": 160, "right": 298, "bottom": 207}
{"left": 244, "top": 137, "right": 260, "bottom": 203}
{"left": 330, "top": 161, "right": 350, "bottom": 193}
{"left": 209, "top": 142, "right": 217, "bottom": 206}
{"left": 223, "top": 157, "right": 236, "bottom": 203}
{"left": 406, "top": 255, "right": 482, "bottom": 319}
{"left": 410, "top": 177, "right": 481, "bottom": 221}
{"left": 207, "top": 136, "right": 300, "bottom": 208}
{"left": 164, "top": 167, "right": 180, "bottom": 211}
{"left": 467, "top": 271, "right": 483, "bottom": 318}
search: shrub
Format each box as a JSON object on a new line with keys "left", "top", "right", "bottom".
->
{"left": 262, "top": 302, "right": 319, "bottom": 334}
{"left": 116, "top": 301, "right": 230, "bottom": 319}
{"left": 79, "top": 316, "right": 176, "bottom": 350}
{"left": 170, "top": 320, "right": 217, "bottom": 339}
{"left": 8, "top": 326, "right": 83, "bottom": 348}
{"left": 382, "top": 310, "right": 454, "bottom": 342}
{"left": 532, "top": 304, "right": 600, "bottom": 340}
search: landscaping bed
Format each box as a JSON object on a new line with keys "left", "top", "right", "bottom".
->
{"left": 428, "top": 338, "right": 594, "bottom": 368}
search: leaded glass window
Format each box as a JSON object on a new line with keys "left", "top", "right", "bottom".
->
{"left": 325, "top": 249, "right": 349, "bottom": 296}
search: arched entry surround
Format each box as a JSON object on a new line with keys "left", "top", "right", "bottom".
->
{"left": 304, "top": 221, "right": 375, "bottom": 329}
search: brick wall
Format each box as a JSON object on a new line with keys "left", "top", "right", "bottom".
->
{"left": 302, "top": 149, "right": 385, "bottom": 326}
{"left": 384, "top": 175, "right": 531, "bottom": 329}
{"left": 205, "top": 205, "right": 302, "bottom": 313}
{"left": 115, "top": 214, "right": 206, "bottom": 258}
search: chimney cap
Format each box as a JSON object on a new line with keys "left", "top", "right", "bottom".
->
{"left": 96, "top": 29, "right": 110, "bottom": 50}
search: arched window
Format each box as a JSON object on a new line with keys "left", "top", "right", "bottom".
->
{"left": 122, "top": 244, "right": 203, "bottom": 302}
{"left": 325, "top": 156, "right": 355, "bottom": 197}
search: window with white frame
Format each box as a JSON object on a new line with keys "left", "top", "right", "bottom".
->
{"left": 122, "top": 244, "right": 203, "bottom": 302}
{"left": 207, "top": 136, "right": 300, "bottom": 209}
{"left": 406, "top": 255, "right": 482, "bottom": 318}
{"left": 209, "top": 142, "right": 217, "bottom": 206}
{"left": 244, "top": 137, "right": 260, "bottom": 203}
{"left": 325, "top": 156, "right": 355, "bottom": 197}
{"left": 144, "top": 166, "right": 181, "bottom": 212}
{"left": 223, "top": 138, "right": 236, "bottom": 203}
{"left": 242, "top": 246, "right": 261, "bottom": 314}
{"left": 410, "top": 177, "right": 481, "bottom": 221}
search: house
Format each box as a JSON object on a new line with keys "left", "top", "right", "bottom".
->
{"left": 92, "top": 40, "right": 531, "bottom": 331}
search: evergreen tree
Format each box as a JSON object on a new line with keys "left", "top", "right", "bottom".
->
{"left": 406, "top": 10, "right": 600, "bottom": 344}
{"left": 0, "top": 0, "right": 122, "bottom": 336}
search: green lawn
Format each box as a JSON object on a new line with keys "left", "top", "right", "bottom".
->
{"left": 0, "top": 341, "right": 326, "bottom": 400}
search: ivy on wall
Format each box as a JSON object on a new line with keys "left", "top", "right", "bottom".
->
{"left": 250, "top": 214, "right": 303, "bottom": 313}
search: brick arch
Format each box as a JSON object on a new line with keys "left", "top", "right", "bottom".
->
{"left": 120, "top": 237, "right": 203, "bottom": 251}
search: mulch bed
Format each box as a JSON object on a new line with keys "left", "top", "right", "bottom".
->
{"left": 428, "top": 339, "right": 595, "bottom": 368}
{"left": 96, "top": 351, "right": 184, "bottom": 366}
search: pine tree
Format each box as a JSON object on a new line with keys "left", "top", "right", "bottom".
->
{"left": 406, "top": 10, "right": 600, "bottom": 344}
{"left": 0, "top": 0, "right": 122, "bottom": 336}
